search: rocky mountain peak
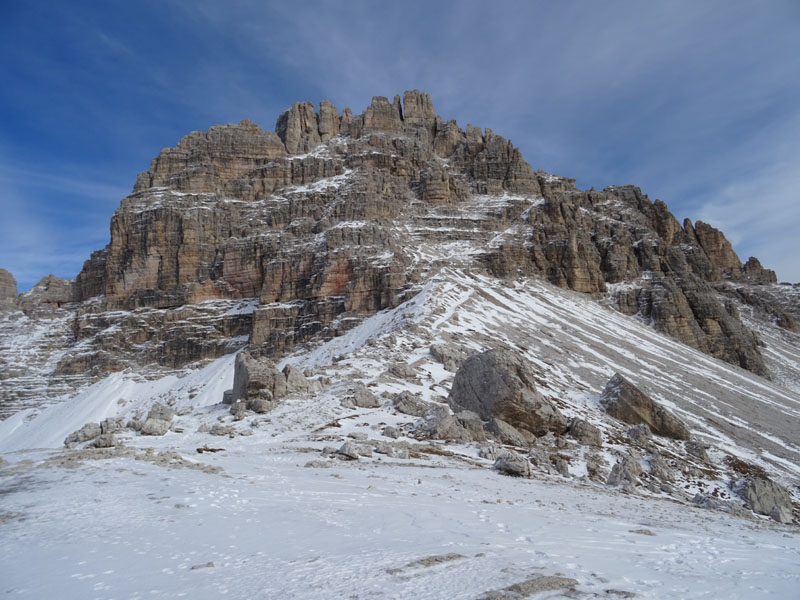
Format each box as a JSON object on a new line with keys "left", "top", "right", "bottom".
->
{"left": 2, "top": 90, "right": 797, "bottom": 416}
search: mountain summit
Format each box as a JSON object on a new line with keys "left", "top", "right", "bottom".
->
{"left": 3, "top": 90, "right": 797, "bottom": 411}
{"left": 1, "top": 90, "right": 798, "bottom": 597}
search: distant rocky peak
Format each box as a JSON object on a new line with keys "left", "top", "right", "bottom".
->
{"left": 0, "top": 268, "right": 17, "bottom": 309}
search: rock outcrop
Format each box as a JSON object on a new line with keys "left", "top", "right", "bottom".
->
{"left": 0, "top": 269, "right": 17, "bottom": 310}
{"left": 600, "top": 373, "right": 690, "bottom": 440}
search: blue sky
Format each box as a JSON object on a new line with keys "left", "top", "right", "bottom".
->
{"left": 2, "top": 0, "right": 799, "bottom": 290}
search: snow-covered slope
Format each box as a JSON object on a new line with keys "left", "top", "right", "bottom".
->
{"left": 1, "top": 268, "right": 798, "bottom": 599}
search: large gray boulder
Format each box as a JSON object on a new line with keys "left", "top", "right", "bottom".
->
{"left": 738, "top": 476, "right": 793, "bottom": 522}
{"left": 140, "top": 418, "right": 171, "bottom": 436}
{"left": 448, "top": 350, "right": 567, "bottom": 436}
{"left": 600, "top": 373, "right": 690, "bottom": 440}
{"left": 232, "top": 351, "right": 287, "bottom": 413}
{"left": 64, "top": 422, "right": 102, "bottom": 446}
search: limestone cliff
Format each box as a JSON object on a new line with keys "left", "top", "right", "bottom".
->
{"left": 0, "top": 269, "right": 17, "bottom": 310}
{"left": 2, "top": 90, "right": 794, "bottom": 415}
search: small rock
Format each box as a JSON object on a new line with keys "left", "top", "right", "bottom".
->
{"left": 90, "top": 434, "right": 118, "bottom": 448}
{"left": 487, "top": 418, "right": 530, "bottom": 447}
{"left": 607, "top": 454, "right": 642, "bottom": 491}
{"left": 64, "top": 422, "right": 102, "bottom": 446}
{"left": 247, "top": 396, "right": 277, "bottom": 414}
{"left": 351, "top": 384, "right": 381, "bottom": 408}
{"left": 625, "top": 424, "right": 652, "bottom": 445}
{"left": 336, "top": 441, "right": 360, "bottom": 460}
{"left": 222, "top": 389, "right": 233, "bottom": 405}
{"left": 430, "top": 342, "right": 468, "bottom": 371}
{"left": 394, "top": 392, "right": 429, "bottom": 416}
{"left": 210, "top": 424, "right": 235, "bottom": 437}
{"left": 347, "top": 432, "right": 368, "bottom": 441}
{"left": 567, "top": 418, "right": 602, "bottom": 447}
{"left": 388, "top": 362, "right": 417, "bottom": 380}
{"left": 494, "top": 454, "right": 531, "bottom": 478}
{"left": 478, "top": 443, "right": 512, "bottom": 462}
{"left": 230, "top": 400, "right": 247, "bottom": 420}
{"left": 770, "top": 505, "right": 793, "bottom": 524}
{"left": 383, "top": 426, "right": 401, "bottom": 439}
{"left": 686, "top": 439, "right": 710, "bottom": 462}
{"left": 190, "top": 562, "right": 214, "bottom": 570}
{"left": 147, "top": 402, "right": 176, "bottom": 422}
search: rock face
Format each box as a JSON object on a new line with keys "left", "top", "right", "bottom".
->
{"left": 449, "top": 350, "right": 567, "bottom": 436}
{"left": 1, "top": 89, "right": 791, "bottom": 416}
{"left": 0, "top": 269, "right": 17, "bottom": 310}
{"left": 600, "top": 373, "right": 690, "bottom": 440}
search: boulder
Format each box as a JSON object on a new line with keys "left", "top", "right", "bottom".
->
{"left": 222, "top": 389, "right": 233, "bottom": 405}
{"left": 600, "top": 373, "right": 690, "bottom": 440}
{"left": 335, "top": 441, "right": 360, "bottom": 461}
{"left": 738, "top": 476, "right": 793, "bottom": 520}
{"left": 567, "top": 418, "right": 602, "bottom": 447}
{"left": 350, "top": 384, "right": 381, "bottom": 408}
{"left": 448, "top": 350, "right": 567, "bottom": 435}
{"left": 455, "top": 411, "right": 487, "bottom": 442}
{"left": 421, "top": 411, "right": 486, "bottom": 443}
{"left": 247, "top": 396, "right": 277, "bottom": 414}
{"left": 210, "top": 424, "right": 235, "bottom": 436}
{"left": 64, "top": 422, "right": 102, "bottom": 446}
{"left": 486, "top": 418, "right": 530, "bottom": 447}
{"left": 770, "top": 505, "right": 793, "bottom": 524}
{"left": 494, "top": 454, "right": 532, "bottom": 477}
{"left": 606, "top": 454, "right": 642, "bottom": 491}
{"left": 648, "top": 453, "right": 676, "bottom": 482}
{"left": 140, "top": 418, "right": 171, "bottom": 436}
{"left": 429, "top": 343, "right": 469, "bottom": 372}
{"left": 230, "top": 400, "right": 247, "bottom": 419}
{"left": 393, "top": 392, "right": 430, "bottom": 417}
{"left": 282, "top": 364, "right": 309, "bottom": 393}
{"left": 90, "top": 433, "right": 118, "bottom": 448}
{"left": 100, "top": 417, "right": 124, "bottom": 435}
{"left": 625, "top": 423, "right": 652, "bottom": 446}
{"left": 685, "top": 439, "right": 710, "bottom": 462}
{"left": 147, "top": 402, "right": 176, "bottom": 422}
{"left": 478, "top": 443, "right": 513, "bottom": 462}
{"left": 382, "top": 426, "right": 401, "bottom": 439}
{"left": 232, "top": 351, "right": 287, "bottom": 412}
{"left": 388, "top": 362, "right": 417, "bottom": 380}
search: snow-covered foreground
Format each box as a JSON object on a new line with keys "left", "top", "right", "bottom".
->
{"left": 2, "top": 438, "right": 799, "bottom": 599}
{"left": 1, "top": 269, "right": 799, "bottom": 598}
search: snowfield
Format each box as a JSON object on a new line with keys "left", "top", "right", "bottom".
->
{"left": 1, "top": 269, "right": 799, "bottom": 599}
